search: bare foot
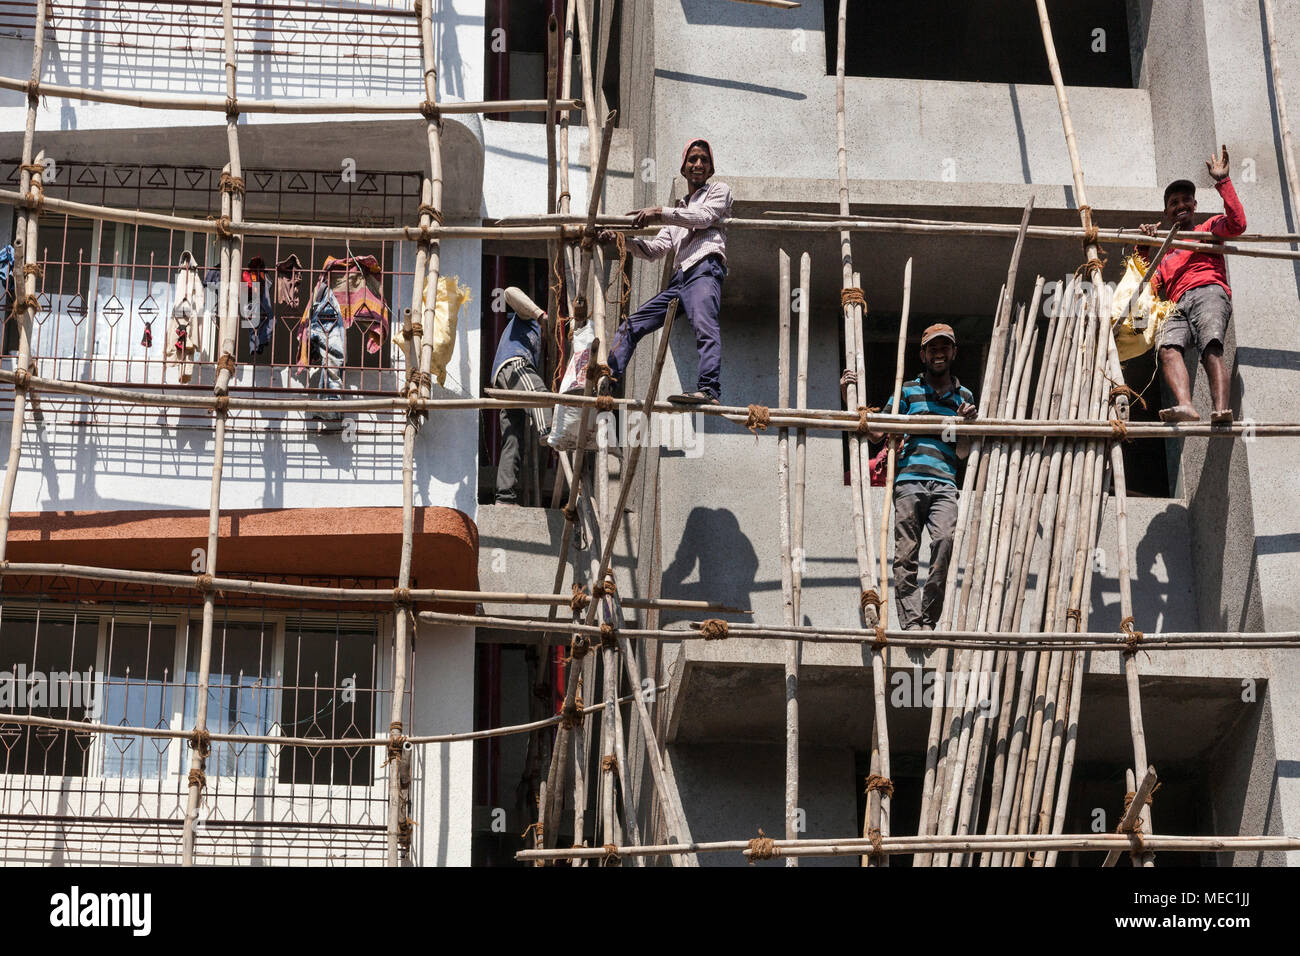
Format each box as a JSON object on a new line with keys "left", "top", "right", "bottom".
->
{"left": 1210, "top": 409, "right": 1233, "bottom": 425}
{"left": 1158, "top": 404, "right": 1200, "bottom": 423}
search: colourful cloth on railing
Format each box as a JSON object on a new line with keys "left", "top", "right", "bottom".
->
{"left": 296, "top": 256, "right": 390, "bottom": 367}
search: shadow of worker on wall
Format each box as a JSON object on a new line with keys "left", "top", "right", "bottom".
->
{"left": 661, "top": 506, "right": 759, "bottom": 628}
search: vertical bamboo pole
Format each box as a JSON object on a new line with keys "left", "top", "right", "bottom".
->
{"left": 1263, "top": 0, "right": 1300, "bottom": 232}
{"left": 416, "top": 0, "right": 444, "bottom": 413}
{"left": 776, "top": 251, "right": 799, "bottom": 860}
{"left": 0, "top": 0, "right": 46, "bottom": 564}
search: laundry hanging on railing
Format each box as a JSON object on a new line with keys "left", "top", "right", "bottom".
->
{"left": 244, "top": 256, "right": 274, "bottom": 356}
{"left": 420, "top": 274, "right": 471, "bottom": 388}
{"left": 166, "top": 251, "right": 206, "bottom": 383}
{"left": 0, "top": 245, "right": 14, "bottom": 319}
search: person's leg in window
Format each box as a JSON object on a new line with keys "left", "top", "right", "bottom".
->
{"left": 921, "top": 483, "right": 960, "bottom": 629}
{"left": 893, "top": 482, "right": 927, "bottom": 630}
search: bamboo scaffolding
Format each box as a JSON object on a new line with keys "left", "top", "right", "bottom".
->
{"left": 1034, "top": 0, "right": 1155, "bottom": 867}
{"left": 516, "top": 832, "right": 1300, "bottom": 863}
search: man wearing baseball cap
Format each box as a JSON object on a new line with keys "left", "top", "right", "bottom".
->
{"left": 597, "top": 138, "right": 731, "bottom": 404}
{"left": 1137, "top": 145, "right": 1246, "bottom": 424}
{"left": 866, "top": 323, "right": 977, "bottom": 630}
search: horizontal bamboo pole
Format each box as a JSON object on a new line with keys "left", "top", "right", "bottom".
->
{"left": 0, "top": 74, "right": 582, "bottom": 115}
{"left": 6, "top": 370, "right": 1300, "bottom": 440}
{"left": 0, "top": 684, "right": 666, "bottom": 748}
{"left": 517, "top": 832, "right": 1300, "bottom": 862}
{"left": 5, "top": 185, "right": 1299, "bottom": 260}
{"left": 412, "top": 609, "right": 1300, "bottom": 651}
{"left": 0, "top": 561, "right": 745, "bottom": 613}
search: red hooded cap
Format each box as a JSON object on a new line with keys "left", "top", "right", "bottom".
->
{"left": 680, "top": 138, "right": 715, "bottom": 175}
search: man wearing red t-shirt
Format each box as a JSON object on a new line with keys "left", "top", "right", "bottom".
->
{"left": 1138, "top": 145, "right": 1246, "bottom": 424}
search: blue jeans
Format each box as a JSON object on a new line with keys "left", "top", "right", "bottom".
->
{"left": 608, "top": 254, "right": 724, "bottom": 399}
{"left": 308, "top": 315, "right": 345, "bottom": 421}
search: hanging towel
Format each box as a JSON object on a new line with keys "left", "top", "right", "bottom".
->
{"left": 166, "top": 251, "right": 206, "bottom": 383}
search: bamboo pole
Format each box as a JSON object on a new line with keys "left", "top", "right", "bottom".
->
{"left": 0, "top": 73, "right": 581, "bottom": 115}
{"left": 0, "top": 683, "right": 666, "bottom": 748}
{"left": 1263, "top": 0, "right": 1300, "bottom": 233}
{"left": 776, "top": 250, "right": 800, "bottom": 861}
{"left": 1102, "top": 767, "right": 1158, "bottom": 867}
{"left": 0, "top": 0, "right": 46, "bottom": 566}
{"left": 516, "top": 831, "right": 1300, "bottom": 863}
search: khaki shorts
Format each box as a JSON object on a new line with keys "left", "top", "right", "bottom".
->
{"left": 1157, "top": 284, "right": 1232, "bottom": 352}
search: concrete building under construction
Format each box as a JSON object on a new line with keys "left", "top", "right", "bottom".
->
{"left": 1, "top": 0, "right": 1299, "bottom": 867}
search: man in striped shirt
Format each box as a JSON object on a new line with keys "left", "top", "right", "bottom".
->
{"left": 868, "top": 323, "right": 977, "bottom": 630}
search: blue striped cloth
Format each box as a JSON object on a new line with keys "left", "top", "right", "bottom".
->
{"left": 884, "top": 375, "right": 974, "bottom": 486}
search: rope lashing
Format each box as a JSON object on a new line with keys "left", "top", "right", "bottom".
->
{"left": 562, "top": 505, "right": 578, "bottom": 524}
{"left": 407, "top": 323, "right": 424, "bottom": 338}
{"left": 393, "top": 587, "right": 413, "bottom": 606}
{"left": 747, "top": 828, "right": 778, "bottom": 863}
{"left": 224, "top": 96, "right": 239, "bottom": 118}
{"left": 381, "top": 721, "right": 407, "bottom": 768}
{"left": 187, "top": 768, "right": 207, "bottom": 797}
{"left": 419, "top": 99, "right": 440, "bottom": 121}
{"left": 1075, "top": 256, "right": 1108, "bottom": 280}
{"left": 1109, "top": 418, "right": 1130, "bottom": 442}
{"left": 698, "top": 619, "right": 729, "bottom": 640}
{"left": 1080, "top": 204, "right": 1100, "bottom": 248}
{"left": 565, "top": 635, "right": 589, "bottom": 663}
{"left": 404, "top": 225, "right": 433, "bottom": 242}
{"left": 17, "top": 163, "right": 45, "bottom": 174}
{"left": 841, "top": 286, "right": 867, "bottom": 311}
{"left": 601, "top": 754, "right": 616, "bottom": 773}
{"left": 557, "top": 191, "right": 571, "bottom": 206}
{"left": 12, "top": 293, "right": 40, "bottom": 317}
{"left": 520, "top": 821, "right": 544, "bottom": 841}
{"left": 860, "top": 589, "right": 882, "bottom": 615}
{"left": 745, "top": 404, "right": 770, "bottom": 434}
{"left": 26, "top": 79, "right": 39, "bottom": 103}
{"left": 22, "top": 262, "right": 43, "bottom": 279}
{"left": 1121, "top": 782, "right": 1160, "bottom": 821}
{"left": 188, "top": 728, "right": 212, "bottom": 758}
{"left": 11, "top": 369, "right": 29, "bottom": 389}
{"left": 867, "top": 826, "right": 884, "bottom": 860}
{"left": 1121, "top": 615, "right": 1144, "bottom": 651}
{"left": 595, "top": 395, "right": 615, "bottom": 412}
{"left": 572, "top": 296, "right": 589, "bottom": 321}
{"left": 873, "top": 622, "right": 888, "bottom": 649}
{"left": 600, "top": 843, "right": 620, "bottom": 866}
{"left": 209, "top": 215, "right": 234, "bottom": 238}
{"left": 559, "top": 698, "right": 584, "bottom": 729}
{"left": 213, "top": 394, "right": 229, "bottom": 413}
{"left": 195, "top": 573, "right": 215, "bottom": 592}
{"left": 864, "top": 774, "right": 895, "bottom": 799}
{"left": 856, "top": 405, "right": 880, "bottom": 435}
{"left": 1065, "top": 608, "right": 1082, "bottom": 625}
{"left": 1109, "top": 384, "right": 1147, "bottom": 410}
{"left": 417, "top": 203, "right": 443, "bottom": 225}
{"left": 599, "top": 622, "right": 618, "bottom": 649}
{"left": 216, "top": 352, "right": 237, "bottom": 375}
{"left": 407, "top": 370, "right": 432, "bottom": 393}
{"left": 592, "top": 575, "right": 617, "bottom": 599}
{"left": 570, "top": 583, "right": 590, "bottom": 612}
{"left": 218, "top": 172, "right": 246, "bottom": 196}
{"left": 592, "top": 362, "right": 613, "bottom": 382}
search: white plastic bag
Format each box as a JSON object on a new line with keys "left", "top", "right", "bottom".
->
{"left": 548, "top": 321, "right": 596, "bottom": 451}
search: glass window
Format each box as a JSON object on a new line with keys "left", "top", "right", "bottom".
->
{"left": 183, "top": 622, "right": 277, "bottom": 779}
{"left": 102, "top": 622, "right": 177, "bottom": 779}
{"left": 279, "top": 629, "right": 377, "bottom": 787}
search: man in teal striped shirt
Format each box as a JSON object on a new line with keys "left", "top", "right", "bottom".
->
{"left": 868, "top": 323, "right": 977, "bottom": 630}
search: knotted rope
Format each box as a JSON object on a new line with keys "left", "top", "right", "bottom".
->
{"left": 698, "top": 619, "right": 729, "bottom": 640}
{"left": 1120, "top": 615, "right": 1144, "bottom": 651}
{"left": 841, "top": 286, "right": 866, "bottom": 311}
{"left": 864, "top": 774, "right": 895, "bottom": 799}
{"left": 570, "top": 583, "right": 590, "bottom": 612}
{"left": 747, "top": 828, "right": 778, "bottom": 863}
{"left": 1109, "top": 418, "right": 1130, "bottom": 442}
{"left": 745, "top": 404, "right": 770, "bottom": 434}
{"left": 1109, "top": 384, "right": 1147, "bottom": 411}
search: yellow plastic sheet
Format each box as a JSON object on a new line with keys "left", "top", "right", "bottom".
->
{"left": 421, "top": 274, "right": 472, "bottom": 387}
{"left": 1109, "top": 252, "right": 1175, "bottom": 362}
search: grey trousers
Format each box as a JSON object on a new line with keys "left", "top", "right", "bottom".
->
{"left": 495, "top": 358, "right": 551, "bottom": 503}
{"left": 894, "top": 480, "right": 959, "bottom": 630}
